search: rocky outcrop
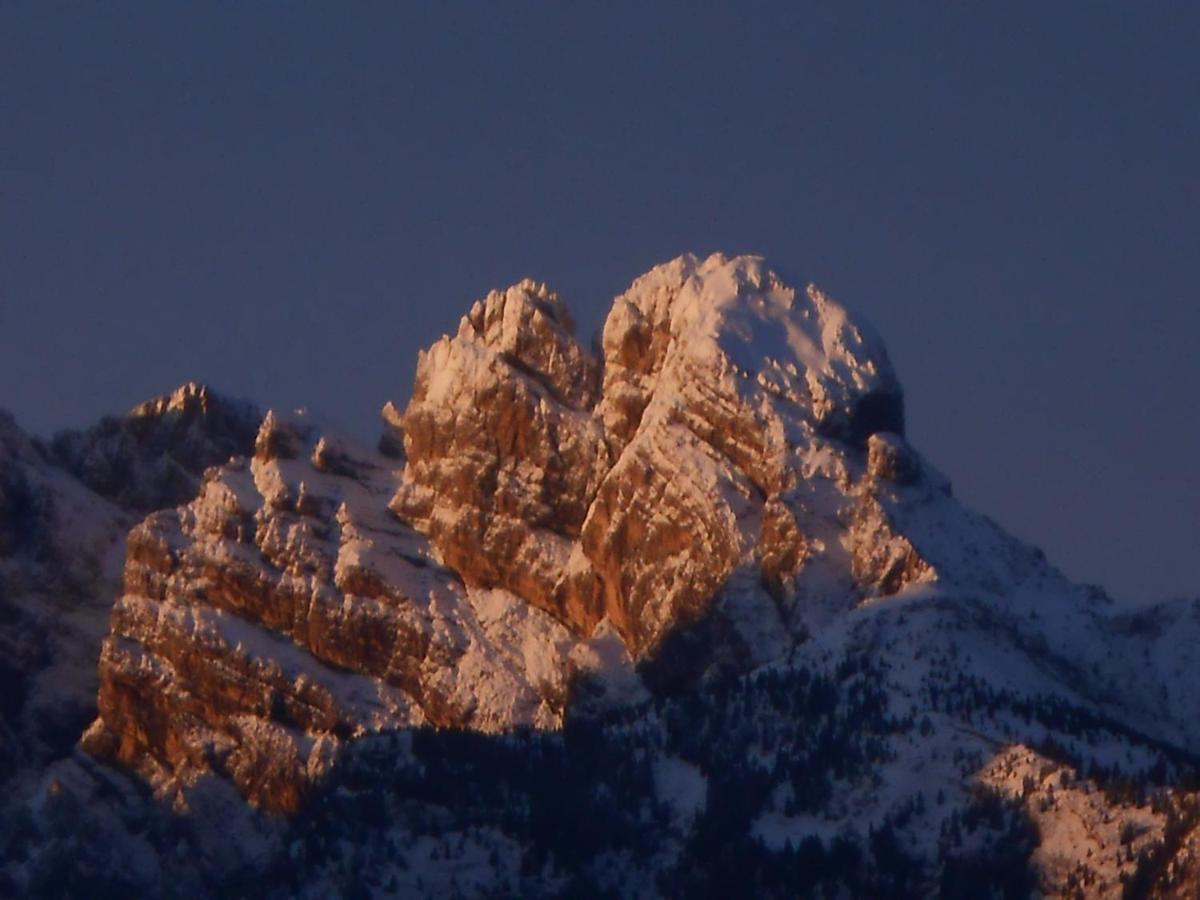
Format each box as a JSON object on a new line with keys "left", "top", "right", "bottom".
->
{"left": 390, "top": 280, "right": 610, "bottom": 634}
{"left": 48, "top": 382, "right": 260, "bottom": 514}
{"left": 394, "top": 253, "right": 924, "bottom": 657}
{"left": 84, "top": 412, "right": 587, "bottom": 812}
{"left": 85, "top": 253, "right": 947, "bottom": 812}
{"left": 867, "top": 432, "right": 920, "bottom": 485}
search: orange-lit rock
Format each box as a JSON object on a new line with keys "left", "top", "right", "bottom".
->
{"left": 87, "top": 253, "right": 938, "bottom": 811}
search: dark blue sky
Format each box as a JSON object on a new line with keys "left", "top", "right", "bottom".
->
{"left": 1, "top": 4, "right": 1197, "bottom": 604}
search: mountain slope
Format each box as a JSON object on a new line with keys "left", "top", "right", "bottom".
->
{"left": 0, "top": 410, "right": 129, "bottom": 780}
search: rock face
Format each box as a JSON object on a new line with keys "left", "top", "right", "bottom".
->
{"left": 83, "top": 412, "right": 591, "bottom": 812}
{"left": 391, "top": 280, "right": 609, "bottom": 638}
{"left": 85, "top": 253, "right": 943, "bottom": 812}
{"left": 395, "top": 254, "right": 918, "bottom": 658}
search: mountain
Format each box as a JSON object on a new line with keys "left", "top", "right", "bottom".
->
{"left": 3, "top": 253, "right": 1200, "bottom": 898}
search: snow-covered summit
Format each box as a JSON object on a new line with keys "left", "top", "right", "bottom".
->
{"left": 603, "top": 253, "right": 903, "bottom": 443}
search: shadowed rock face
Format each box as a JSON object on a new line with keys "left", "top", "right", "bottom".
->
{"left": 85, "top": 253, "right": 942, "bottom": 813}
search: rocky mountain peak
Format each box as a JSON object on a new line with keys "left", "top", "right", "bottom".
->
{"left": 393, "top": 253, "right": 921, "bottom": 660}
{"left": 128, "top": 381, "right": 219, "bottom": 419}
{"left": 47, "top": 382, "right": 261, "bottom": 514}
{"left": 598, "top": 253, "right": 904, "bottom": 448}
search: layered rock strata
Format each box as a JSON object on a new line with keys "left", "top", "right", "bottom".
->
{"left": 86, "top": 253, "right": 945, "bottom": 811}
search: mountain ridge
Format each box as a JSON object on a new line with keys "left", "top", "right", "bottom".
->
{"left": 2, "top": 253, "right": 1199, "bottom": 897}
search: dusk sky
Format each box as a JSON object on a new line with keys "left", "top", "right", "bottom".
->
{"left": 1, "top": 4, "right": 1196, "bottom": 605}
